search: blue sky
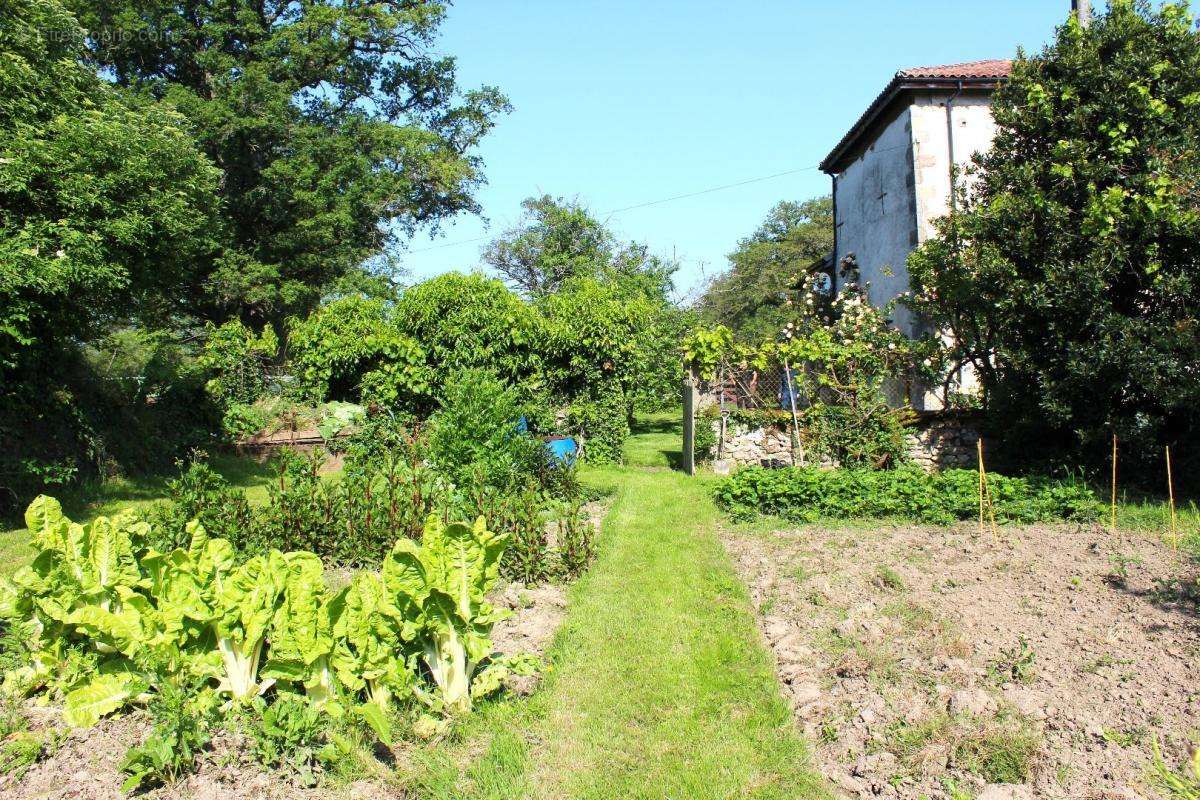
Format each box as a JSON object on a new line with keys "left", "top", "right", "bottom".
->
{"left": 401, "top": 1, "right": 1100, "bottom": 300}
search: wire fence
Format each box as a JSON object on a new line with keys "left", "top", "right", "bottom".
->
{"left": 698, "top": 362, "right": 807, "bottom": 412}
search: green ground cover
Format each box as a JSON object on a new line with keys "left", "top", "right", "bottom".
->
{"left": 405, "top": 415, "right": 828, "bottom": 799}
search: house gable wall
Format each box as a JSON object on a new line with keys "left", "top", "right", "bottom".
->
{"left": 833, "top": 106, "right": 920, "bottom": 337}
{"left": 909, "top": 92, "right": 998, "bottom": 244}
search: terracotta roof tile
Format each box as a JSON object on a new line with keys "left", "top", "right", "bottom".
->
{"left": 897, "top": 59, "right": 1013, "bottom": 80}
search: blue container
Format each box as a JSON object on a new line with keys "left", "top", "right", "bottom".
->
{"left": 544, "top": 436, "right": 578, "bottom": 466}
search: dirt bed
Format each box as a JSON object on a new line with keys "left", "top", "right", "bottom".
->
{"left": 721, "top": 519, "right": 1200, "bottom": 800}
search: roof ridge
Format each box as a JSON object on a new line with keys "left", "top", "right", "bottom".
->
{"left": 896, "top": 59, "right": 1013, "bottom": 79}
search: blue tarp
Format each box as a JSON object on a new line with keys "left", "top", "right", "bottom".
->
{"left": 545, "top": 437, "right": 578, "bottom": 466}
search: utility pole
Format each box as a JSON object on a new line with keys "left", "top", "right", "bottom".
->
{"left": 1072, "top": 0, "right": 1091, "bottom": 27}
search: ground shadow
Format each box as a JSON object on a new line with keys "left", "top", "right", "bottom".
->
{"left": 1104, "top": 558, "right": 1200, "bottom": 622}
{"left": 626, "top": 415, "right": 685, "bottom": 470}
{"left": 630, "top": 418, "right": 681, "bottom": 436}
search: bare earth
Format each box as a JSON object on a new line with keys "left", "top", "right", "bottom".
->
{"left": 721, "top": 520, "right": 1200, "bottom": 800}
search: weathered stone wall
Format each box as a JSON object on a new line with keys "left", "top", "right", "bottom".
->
{"left": 904, "top": 412, "right": 980, "bottom": 470}
{"left": 708, "top": 412, "right": 980, "bottom": 472}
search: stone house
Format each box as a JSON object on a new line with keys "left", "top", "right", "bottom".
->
{"left": 819, "top": 60, "right": 1011, "bottom": 408}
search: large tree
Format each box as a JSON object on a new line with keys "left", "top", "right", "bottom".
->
{"left": 483, "top": 194, "right": 680, "bottom": 301}
{"left": 907, "top": 1, "right": 1200, "bottom": 475}
{"left": 0, "top": 0, "right": 220, "bottom": 374}
{"left": 1, "top": 0, "right": 223, "bottom": 505}
{"left": 69, "top": 0, "right": 509, "bottom": 328}
{"left": 699, "top": 197, "right": 833, "bottom": 342}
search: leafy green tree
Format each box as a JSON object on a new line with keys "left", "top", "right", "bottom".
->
{"left": 0, "top": 0, "right": 220, "bottom": 374}
{"left": 69, "top": 0, "right": 510, "bottom": 328}
{"left": 287, "top": 297, "right": 428, "bottom": 408}
{"left": 484, "top": 194, "right": 679, "bottom": 301}
{"left": 0, "top": 0, "right": 222, "bottom": 506}
{"left": 538, "top": 275, "right": 681, "bottom": 446}
{"left": 483, "top": 195, "right": 612, "bottom": 297}
{"left": 484, "top": 194, "right": 686, "bottom": 423}
{"left": 391, "top": 272, "right": 544, "bottom": 399}
{"left": 906, "top": 1, "right": 1200, "bottom": 475}
{"left": 699, "top": 197, "right": 833, "bottom": 341}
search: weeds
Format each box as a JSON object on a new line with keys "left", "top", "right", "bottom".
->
{"left": 0, "top": 697, "right": 46, "bottom": 780}
{"left": 120, "top": 680, "right": 219, "bottom": 792}
{"left": 1148, "top": 739, "right": 1200, "bottom": 799}
{"left": 1108, "top": 552, "right": 1143, "bottom": 583}
{"left": 248, "top": 694, "right": 330, "bottom": 787}
{"left": 953, "top": 718, "right": 1039, "bottom": 783}
{"left": 885, "top": 710, "right": 1038, "bottom": 785}
{"left": 989, "top": 636, "right": 1036, "bottom": 685}
{"left": 1080, "top": 653, "right": 1133, "bottom": 675}
{"left": 873, "top": 565, "right": 906, "bottom": 591}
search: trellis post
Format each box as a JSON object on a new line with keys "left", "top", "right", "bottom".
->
{"left": 682, "top": 369, "right": 697, "bottom": 475}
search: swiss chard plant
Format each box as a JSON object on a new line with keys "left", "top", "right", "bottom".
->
{"left": 382, "top": 516, "right": 510, "bottom": 714}
{"left": 0, "top": 495, "right": 524, "bottom": 744}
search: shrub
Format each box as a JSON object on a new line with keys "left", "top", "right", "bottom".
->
{"left": 287, "top": 297, "right": 428, "bottom": 410}
{"left": 713, "top": 465, "right": 1102, "bottom": 524}
{"left": 1, "top": 331, "right": 218, "bottom": 514}
{"left": 427, "top": 369, "right": 544, "bottom": 490}
{"left": 570, "top": 384, "right": 628, "bottom": 465}
{"left": 198, "top": 320, "right": 277, "bottom": 409}
{"left": 391, "top": 272, "right": 544, "bottom": 399}
{"left": 693, "top": 408, "right": 718, "bottom": 461}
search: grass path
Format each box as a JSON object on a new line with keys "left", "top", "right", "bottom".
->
{"left": 411, "top": 418, "right": 828, "bottom": 799}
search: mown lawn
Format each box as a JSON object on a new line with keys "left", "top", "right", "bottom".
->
{"left": 405, "top": 415, "right": 829, "bottom": 800}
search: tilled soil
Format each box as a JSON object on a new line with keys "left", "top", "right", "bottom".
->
{"left": 721, "top": 520, "right": 1200, "bottom": 800}
{"left": 0, "top": 582, "right": 570, "bottom": 800}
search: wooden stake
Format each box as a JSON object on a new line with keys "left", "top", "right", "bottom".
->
{"left": 1110, "top": 434, "right": 1118, "bottom": 537}
{"left": 984, "top": 441, "right": 999, "bottom": 541}
{"left": 1166, "top": 445, "right": 1177, "bottom": 553}
{"left": 977, "top": 439, "right": 986, "bottom": 538}
{"left": 782, "top": 358, "right": 805, "bottom": 465}
{"left": 976, "top": 438, "right": 999, "bottom": 542}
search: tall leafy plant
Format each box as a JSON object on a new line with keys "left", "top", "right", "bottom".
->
{"left": 381, "top": 517, "right": 510, "bottom": 714}
{"left": 906, "top": 1, "right": 1200, "bottom": 477}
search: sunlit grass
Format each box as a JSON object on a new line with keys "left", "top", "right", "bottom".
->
{"left": 404, "top": 415, "right": 829, "bottom": 800}
{"left": 0, "top": 453, "right": 275, "bottom": 577}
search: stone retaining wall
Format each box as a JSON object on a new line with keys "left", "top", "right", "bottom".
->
{"left": 708, "top": 412, "right": 980, "bottom": 472}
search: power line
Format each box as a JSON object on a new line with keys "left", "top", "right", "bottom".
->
{"left": 404, "top": 140, "right": 919, "bottom": 256}
{"left": 405, "top": 163, "right": 822, "bottom": 255}
{"left": 602, "top": 165, "right": 820, "bottom": 216}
